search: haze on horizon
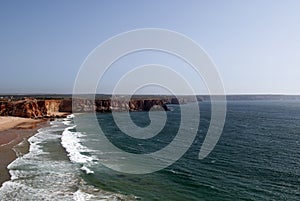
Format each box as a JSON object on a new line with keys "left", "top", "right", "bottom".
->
{"left": 0, "top": 1, "right": 299, "bottom": 95}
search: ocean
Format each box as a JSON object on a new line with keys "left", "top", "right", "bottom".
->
{"left": 0, "top": 100, "right": 299, "bottom": 200}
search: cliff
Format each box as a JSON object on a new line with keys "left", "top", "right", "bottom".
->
{"left": 0, "top": 99, "right": 45, "bottom": 118}
{"left": 65, "top": 98, "right": 170, "bottom": 112}
{"left": 0, "top": 97, "right": 173, "bottom": 119}
{"left": 0, "top": 99, "right": 69, "bottom": 118}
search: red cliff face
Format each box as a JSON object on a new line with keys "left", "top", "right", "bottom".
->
{"left": 0, "top": 99, "right": 69, "bottom": 118}
{"left": 0, "top": 99, "right": 46, "bottom": 118}
{"left": 44, "top": 100, "right": 62, "bottom": 115}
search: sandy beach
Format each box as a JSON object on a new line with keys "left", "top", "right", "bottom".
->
{"left": 0, "top": 117, "right": 48, "bottom": 186}
{"left": 0, "top": 116, "right": 42, "bottom": 132}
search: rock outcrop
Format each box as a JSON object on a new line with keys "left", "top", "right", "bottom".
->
{"left": 45, "top": 100, "right": 62, "bottom": 116}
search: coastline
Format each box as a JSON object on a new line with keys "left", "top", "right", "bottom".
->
{"left": 0, "top": 117, "right": 49, "bottom": 186}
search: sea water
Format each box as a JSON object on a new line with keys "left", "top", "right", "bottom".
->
{"left": 0, "top": 101, "right": 299, "bottom": 200}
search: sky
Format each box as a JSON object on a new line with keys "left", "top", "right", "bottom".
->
{"left": 0, "top": 0, "right": 299, "bottom": 94}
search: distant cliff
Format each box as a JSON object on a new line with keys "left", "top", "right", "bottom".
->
{"left": 0, "top": 97, "right": 177, "bottom": 119}
{"left": 59, "top": 98, "right": 170, "bottom": 113}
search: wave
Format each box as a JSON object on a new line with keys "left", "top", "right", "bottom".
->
{"left": 60, "top": 114, "right": 99, "bottom": 178}
{"left": 80, "top": 166, "right": 94, "bottom": 175}
{"left": 0, "top": 115, "right": 132, "bottom": 201}
{"left": 0, "top": 121, "right": 79, "bottom": 200}
{"left": 61, "top": 126, "right": 95, "bottom": 164}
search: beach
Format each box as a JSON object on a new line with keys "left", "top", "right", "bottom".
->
{"left": 0, "top": 117, "right": 48, "bottom": 186}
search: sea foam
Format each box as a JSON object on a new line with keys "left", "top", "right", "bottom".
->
{"left": 0, "top": 120, "right": 80, "bottom": 200}
{"left": 61, "top": 127, "right": 96, "bottom": 164}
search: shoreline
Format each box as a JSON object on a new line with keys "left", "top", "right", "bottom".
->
{"left": 0, "top": 117, "right": 49, "bottom": 187}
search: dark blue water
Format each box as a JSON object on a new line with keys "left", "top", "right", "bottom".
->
{"left": 1, "top": 100, "right": 299, "bottom": 200}
{"left": 77, "top": 101, "right": 300, "bottom": 200}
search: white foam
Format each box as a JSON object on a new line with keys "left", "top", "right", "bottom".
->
{"left": 61, "top": 127, "right": 95, "bottom": 164}
{"left": 73, "top": 190, "right": 95, "bottom": 201}
{"left": 60, "top": 113, "right": 74, "bottom": 126}
{"left": 63, "top": 119, "right": 73, "bottom": 126}
{"left": 67, "top": 114, "right": 75, "bottom": 119}
{"left": 80, "top": 166, "right": 94, "bottom": 174}
{"left": 73, "top": 188, "right": 133, "bottom": 201}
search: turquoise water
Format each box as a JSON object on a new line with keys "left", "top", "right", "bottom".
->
{"left": 0, "top": 101, "right": 300, "bottom": 200}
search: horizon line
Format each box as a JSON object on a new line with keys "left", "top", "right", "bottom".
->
{"left": 1, "top": 93, "right": 300, "bottom": 96}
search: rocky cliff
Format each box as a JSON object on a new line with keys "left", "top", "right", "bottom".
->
{"left": 45, "top": 100, "right": 62, "bottom": 115}
{"left": 0, "top": 97, "right": 173, "bottom": 119}
{"left": 69, "top": 98, "right": 170, "bottom": 112}
{"left": 0, "top": 99, "right": 44, "bottom": 118}
{"left": 0, "top": 99, "right": 69, "bottom": 118}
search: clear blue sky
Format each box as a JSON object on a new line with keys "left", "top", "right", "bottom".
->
{"left": 0, "top": 0, "right": 299, "bottom": 94}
